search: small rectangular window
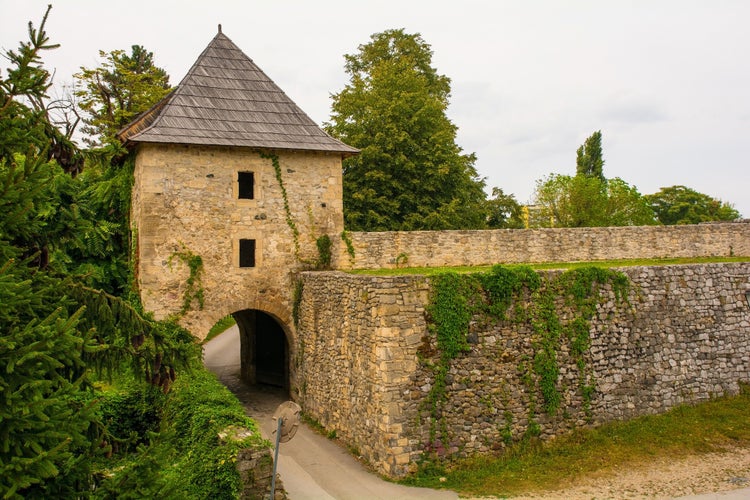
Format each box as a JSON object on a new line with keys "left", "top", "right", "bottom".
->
{"left": 239, "top": 239, "right": 256, "bottom": 268}
{"left": 238, "top": 171, "right": 254, "bottom": 199}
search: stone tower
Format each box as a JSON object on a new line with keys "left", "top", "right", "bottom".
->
{"left": 119, "top": 27, "right": 357, "bottom": 388}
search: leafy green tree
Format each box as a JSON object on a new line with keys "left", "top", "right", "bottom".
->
{"left": 326, "top": 29, "right": 488, "bottom": 231}
{"left": 576, "top": 130, "right": 605, "bottom": 181}
{"left": 645, "top": 185, "right": 741, "bottom": 224}
{"left": 534, "top": 174, "right": 607, "bottom": 227}
{"left": 0, "top": 5, "right": 81, "bottom": 175}
{"left": 0, "top": 9, "right": 199, "bottom": 497}
{"left": 75, "top": 45, "right": 171, "bottom": 146}
{"left": 533, "top": 130, "right": 656, "bottom": 228}
{"left": 486, "top": 187, "right": 525, "bottom": 229}
{"left": 0, "top": 147, "right": 101, "bottom": 496}
{"left": 533, "top": 174, "right": 656, "bottom": 228}
{"left": 0, "top": 14, "right": 54, "bottom": 158}
{"left": 605, "top": 177, "right": 658, "bottom": 226}
{"left": 72, "top": 44, "right": 170, "bottom": 293}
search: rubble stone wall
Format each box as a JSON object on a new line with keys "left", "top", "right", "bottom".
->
{"left": 342, "top": 222, "right": 750, "bottom": 270}
{"left": 295, "top": 263, "right": 750, "bottom": 477}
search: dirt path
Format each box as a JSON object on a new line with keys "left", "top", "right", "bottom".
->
{"left": 505, "top": 448, "right": 750, "bottom": 499}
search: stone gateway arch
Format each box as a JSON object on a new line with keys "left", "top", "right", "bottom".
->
{"left": 119, "top": 27, "right": 357, "bottom": 389}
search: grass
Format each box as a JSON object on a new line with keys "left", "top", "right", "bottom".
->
{"left": 203, "top": 314, "right": 236, "bottom": 343}
{"left": 403, "top": 384, "right": 750, "bottom": 497}
{"left": 349, "top": 256, "right": 750, "bottom": 276}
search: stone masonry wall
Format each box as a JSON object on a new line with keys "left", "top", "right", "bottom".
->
{"left": 342, "top": 222, "right": 750, "bottom": 269}
{"left": 131, "top": 143, "right": 345, "bottom": 339}
{"left": 293, "top": 273, "right": 429, "bottom": 472}
{"left": 295, "top": 263, "right": 750, "bottom": 477}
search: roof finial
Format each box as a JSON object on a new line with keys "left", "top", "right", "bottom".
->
{"left": 218, "top": 24, "right": 222, "bottom": 34}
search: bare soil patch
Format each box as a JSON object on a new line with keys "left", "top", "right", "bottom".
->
{"left": 506, "top": 447, "right": 750, "bottom": 499}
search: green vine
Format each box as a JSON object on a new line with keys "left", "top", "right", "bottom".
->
{"left": 395, "top": 253, "right": 409, "bottom": 268}
{"left": 554, "top": 266, "right": 630, "bottom": 417}
{"left": 292, "top": 278, "right": 304, "bottom": 328}
{"left": 479, "top": 265, "right": 540, "bottom": 319}
{"left": 424, "top": 265, "right": 631, "bottom": 447}
{"left": 520, "top": 267, "right": 630, "bottom": 416}
{"left": 422, "top": 272, "right": 474, "bottom": 446}
{"left": 167, "top": 244, "right": 205, "bottom": 317}
{"left": 340, "top": 230, "right": 355, "bottom": 264}
{"left": 315, "top": 234, "right": 332, "bottom": 269}
{"left": 529, "top": 288, "right": 563, "bottom": 415}
{"left": 260, "top": 152, "right": 300, "bottom": 258}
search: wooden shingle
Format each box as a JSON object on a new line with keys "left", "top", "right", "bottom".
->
{"left": 118, "top": 27, "right": 358, "bottom": 156}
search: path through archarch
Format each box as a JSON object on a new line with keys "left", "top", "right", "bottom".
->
{"left": 203, "top": 325, "right": 458, "bottom": 500}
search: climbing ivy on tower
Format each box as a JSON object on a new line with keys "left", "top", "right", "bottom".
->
{"left": 167, "top": 244, "right": 205, "bottom": 317}
{"left": 260, "top": 151, "right": 301, "bottom": 258}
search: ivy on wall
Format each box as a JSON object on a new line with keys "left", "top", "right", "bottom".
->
{"left": 260, "top": 152, "right": 300, "bottom": 258}
{"left": 292, "top": 278, "right": 304, "bottom": 328}
{"left": 340, "top": 231, "right": 356, "bottom": 264}
{"left": 423, "top": 265, "right": 631, "bottom": 448}
{"left": 315, "top": 234, "right": 332, "bottom": 269}
{"left": 167, "top": 244, "right": 205, "bottom": 317}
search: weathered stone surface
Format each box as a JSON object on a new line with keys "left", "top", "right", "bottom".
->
{"left": 295, "top": 263, "right": 750, "bottom": 478}
{"left": 343, "top": 223, "right": 750, "bottom": 270}
{"left": 219, "top": 426, "right": 285, "bottom": 499}
{"left": 131, "top": 143, "right": 345, "bottom": 339}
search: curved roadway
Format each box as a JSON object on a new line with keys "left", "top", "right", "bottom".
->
{"left": 203, "top": 326, "right": 458, "bottom": 500}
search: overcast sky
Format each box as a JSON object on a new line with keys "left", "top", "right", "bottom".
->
{"left": 2, "top": 0, "right": 748, "bottom": 216}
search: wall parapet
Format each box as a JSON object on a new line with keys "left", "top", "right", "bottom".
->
{"left": 295, "top": 262, "right": 750, "bottom": 477}
{"left": 340, "top": 221, "right": 750, "bottom": 270}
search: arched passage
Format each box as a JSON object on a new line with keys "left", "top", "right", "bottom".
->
{"left": 232, "top": 309, "right": 289, "bottom": 390}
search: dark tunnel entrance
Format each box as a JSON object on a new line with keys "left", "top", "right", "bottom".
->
{"left": 232, "top": 309, "right": 289, "bottom": 390}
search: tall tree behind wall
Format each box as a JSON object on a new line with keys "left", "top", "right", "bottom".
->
{"left": 73, "top": 45, "right": 172, "bottom": 293}
{"left": 645, "top": 185, "right": 741, "bottom": 224}
{"left": 575, "top": 130, "right": 605, "bottom": 181}
{"left": 533, "top": 131, "right": 657, "bottom": 227}
{"left": 326, "top": 29, "right": 488, "bottom": 231}
{"left": 75, "top": 45, "right": 171, "bottom": 147}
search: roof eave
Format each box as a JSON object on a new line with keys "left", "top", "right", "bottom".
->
{"left": 116, "top": 90, "right": 177, "bottom": 145}
{"left": 123, "top": 136, "right": 359, "bottom": 157}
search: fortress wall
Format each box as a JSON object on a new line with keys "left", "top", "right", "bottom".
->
{"left": 295, "top": 263, "right": 750, "bottom": 477}
{"left": 341, "top": 222, "right": 750, "bottom": 269}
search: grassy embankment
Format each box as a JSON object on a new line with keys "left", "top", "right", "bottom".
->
{"left": 350, "top": 255, "right": 750, "bottom": 276}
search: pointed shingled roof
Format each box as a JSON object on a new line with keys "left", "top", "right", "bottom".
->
{"left": 118, "top": 28, "right": 358, "bottom": 156}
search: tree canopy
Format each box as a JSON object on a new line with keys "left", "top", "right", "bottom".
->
{"left": 1, "top": 8, "right": 196, "bottom": 496}
{"left": 645, "top": 185, "right": 740, "bottom": 225}
{"left": 326, "top": 29, "right": 488, "bottom": 231}
{"left": 533, "top": 131, "right": 657, "bottom": 227}
{"left": 486, "top": 187, "right": 525, "bottom": 229}
{"left": 75, "top": 45, "right": 171, "bottom": 146}
{"left": 575, "top": 130, "right": 604, "bottom": 181}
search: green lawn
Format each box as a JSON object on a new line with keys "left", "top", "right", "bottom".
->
{"left": 349, "top": 256, "right": 750, "bottom": 276}
{"left": 203, "top": 314, "right": 236, "bottom": 343}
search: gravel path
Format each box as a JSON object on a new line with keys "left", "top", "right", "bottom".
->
{"left": 505, "top": 447, "right": 750, "bottom": 499}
